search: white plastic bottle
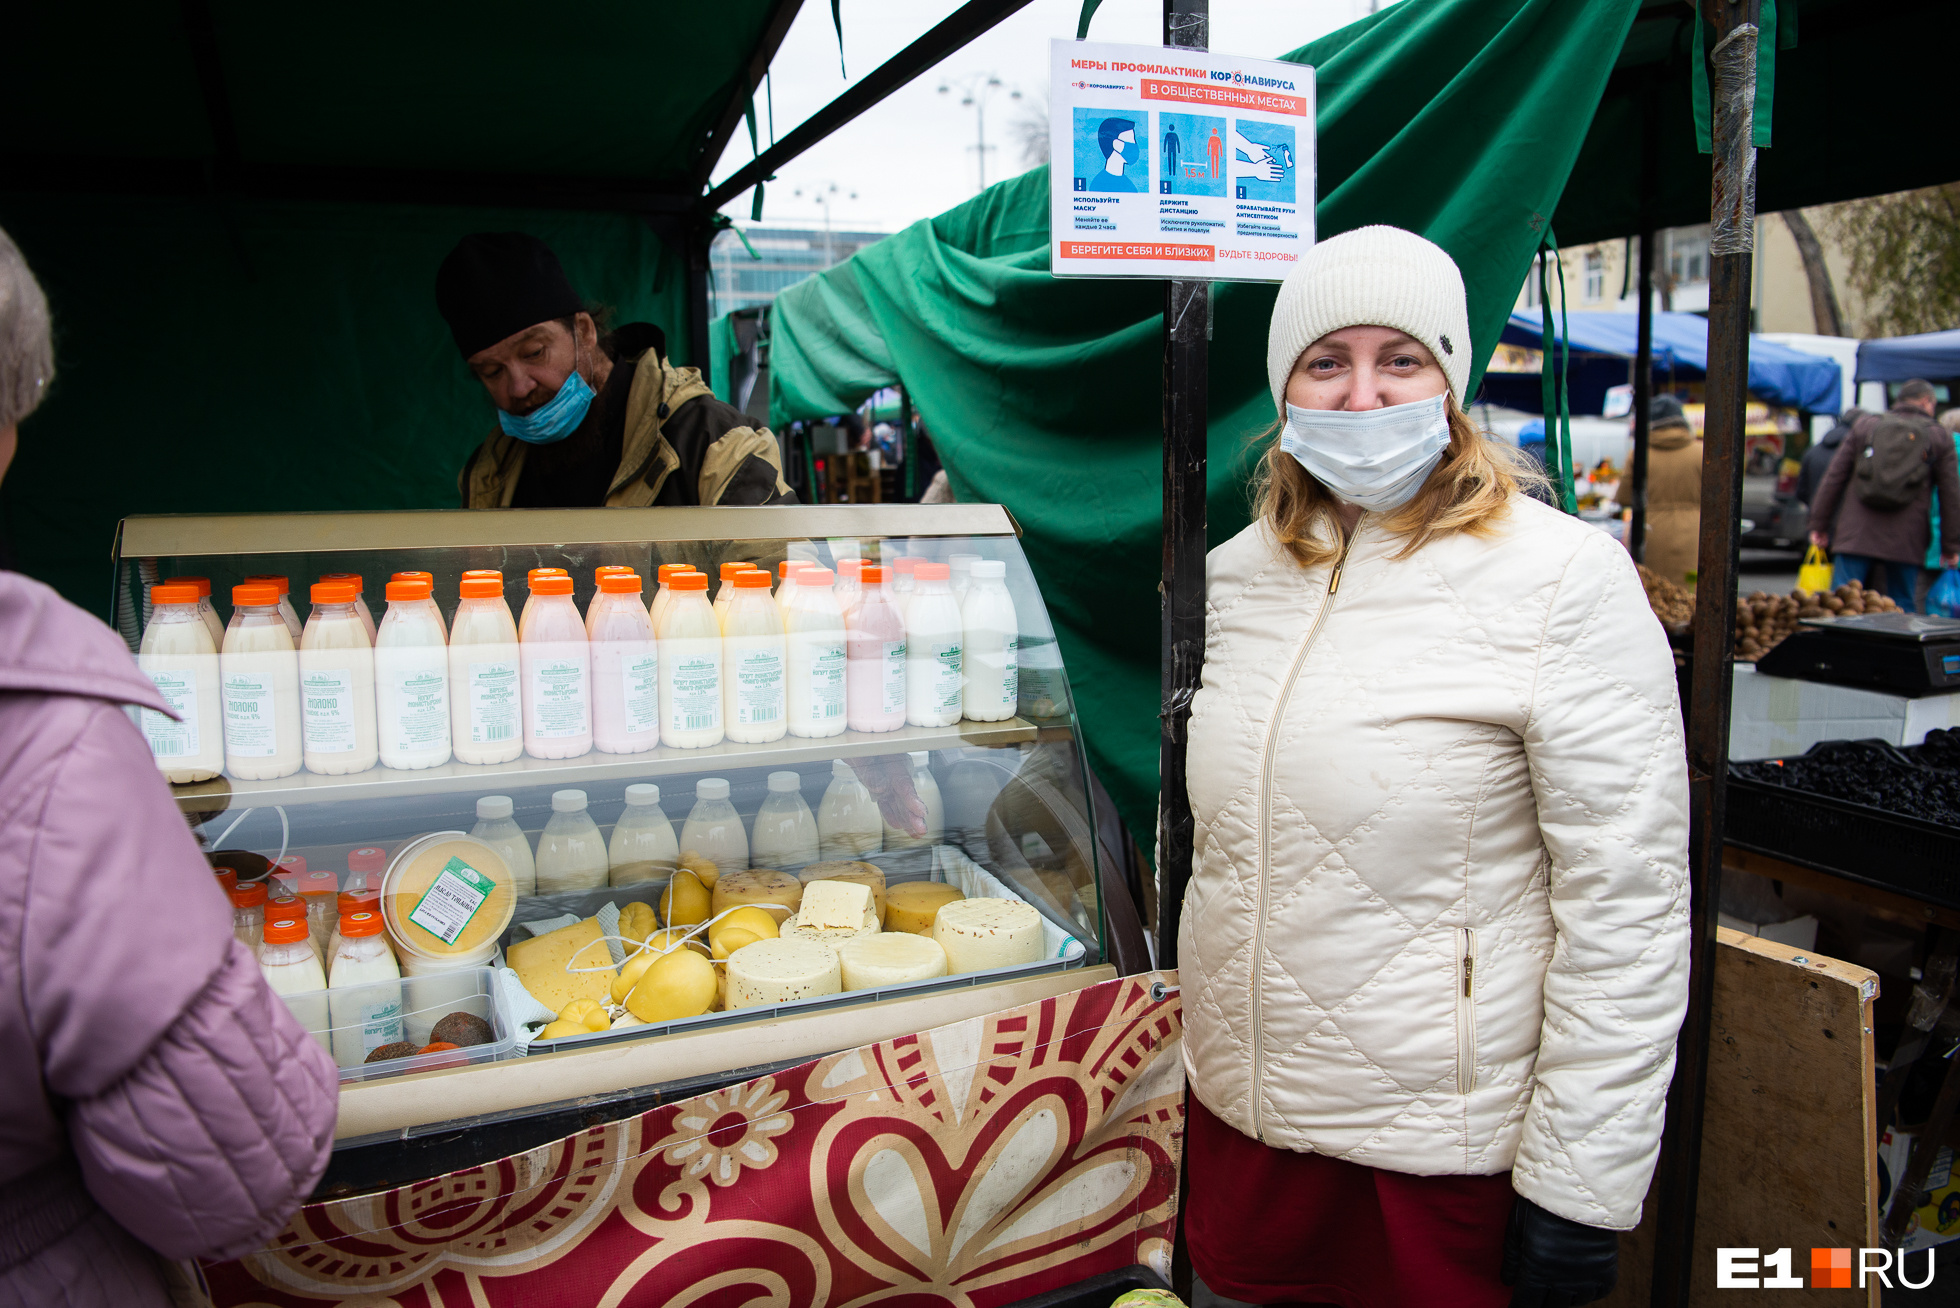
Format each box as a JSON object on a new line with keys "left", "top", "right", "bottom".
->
{"left": 658, "top": 572, "right": 724, "bottom": 748}
{"left": 890, "top": 556, "right": 921, "bottom": 618}
{"left": 610, "top": 783, "right": 679, "bottom": 886}
{"left": 680, "top": 777, "right": 749, "bottom": 876}
{"left": 242, "top": 574, "right": 303, "bottom": 640}
{"left": 164, "top": 575, "right": 227, "bottom": 649}
{"left": 137, "top": 581, "right": 224, "bottom": 783}
{"left": 328, "top": 911, "right": 403, "bottom": 1069}
{"left": 374, "top": 576, "right": 451, "bottom": 770}
{"left": 785, "top": 567, "right": 847, "bottom": 739}
{"left": 884, "top": 751, "right": 948, "bottom": 850}
{"left": 905, "top": 562, "right": 964, "bottom": 727}
{"left": 845, "top": 564, "right": 907, "bottom": 733}
{"left": 588, "top": 565, "right": 637, "bottom": 635}
{"left": 589, "top": 571, "right": 660, "bottom": 755}
{"left": 948, "top": 554, "right": 982, "bottom": 605}
{"left": 961, "top": 559, "right": 1020, "bottom": 723}
{"left": 448, "top": 574, "right": 523, "bottom": 765}
{"left": 648, "top": 563, "right": 700, "bottom": 636}
{"left": 774, "top": 560, "right": 810, "bottom": 618}
{"left": 535, "top": 788, "right": 609, "bottom": 894}
{"left": 722, "top": 569, "right": 786, "bottom": 743}
{"left": 319, "top": 573, "right": 377, "bottom": 642}
{"left": 713, "top": 561, "right": 759, "bottom": 630}
{"left": 391, "top": 571, "right": 447, "bottom": 636}
{"left": 751, "top": 770, "right": 820, "bottom": 871}
{"left": 469, "top": 795, "right": 537, "bottom": 897}
{"left": 519, "top": 567, "right": 569, "bottom": 629}
{"left": 818, "top": 758, "right": 884, "bottom": 859}
{"left": 221, "top": 581, "right": 302, "bottom": 780}
{"left": 259, "top": 916, "right": 329, "bottom": 1053}
{"left": 299, "top": 579, "right": 379, "bottom": 775}
{"left": 834, "top": 558, "right": 866, "bottom": 616}
{"left": 519, "top": 573, "right": 593, "bottom": 760}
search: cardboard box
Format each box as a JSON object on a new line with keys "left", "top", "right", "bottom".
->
{"left": 1729, "top": 665, "right": 1960, "bottom": 760}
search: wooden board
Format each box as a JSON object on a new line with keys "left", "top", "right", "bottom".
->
{"left": 1601, "top": 928, "right": 1879, "bottom": 1306}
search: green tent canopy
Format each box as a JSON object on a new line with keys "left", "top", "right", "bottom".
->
{"left": 757, "top": 0, "right": 1960, "bottom": 855}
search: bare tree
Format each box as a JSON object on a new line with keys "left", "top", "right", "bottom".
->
{"left": 1012, "top": 91, "right": 1049, "bottom": 168}
{"left": 1825, "top": 184, "right": 1960, "bottom": 337}
{"left": 1781, "top": 208, "right": 1843, "bottom": 337}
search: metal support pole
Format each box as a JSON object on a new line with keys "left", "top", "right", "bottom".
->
{"left": 1650, "top": 5, "right": 1759, "bottom": 1304}
{"left": 686, "top": 218, "right": 713, "bottom": 383}
{"left": 1156, "top": 0, "right": 1208, "bottom": 969}
{"left": 1629, "top": 227, "right": 1655, "bottom": 563}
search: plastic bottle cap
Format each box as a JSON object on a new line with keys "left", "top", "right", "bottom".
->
{"left": 231, "top": 582, "right": 281, "bottom": 607}
{"left": 273, "top": 854, "right": 305, "bottom": 874}
{"left": 971, "top": 559, "right": 1007, "bottom": 579}
{"left": 719, "top": 562, "right": 756, "bottom": 580}
{"left": 625, "top": 783, "right": 661, "bottom": 805}
{"left": 340, "top": 910, "right": 383, "bottom": 938}
{"left": 860, "top": 565, "right": 886, "bottom": 584}
{"left": 461, "top": 569, "right": 502, "bottom": 580}
{"left": 267, "top": 895, "right": 305, "bottom": 923}
{"left": 459, "top": 577, "right": 504, "bottom": 598}
{"left": 148, "top": 582, "right": 201, "bottom": 605}
{"left": 894, "top": 558, "right": 921, "bottom": 574}
{"left": 529, "top": 575, "right": 574, "bottom": 595}
{"left": 734, "top": 570, "right": 773, "bottom": 588}
{"left": 299, "top": 869, "right": 339, "bottom": 897}
{"left": 320, "top": 573, "right": 364, "bottom": 591}
{"left": 909, "top": 751, "right": 930, "bottom": 766}
{"left": 338, "top": 889, "right": 380, "bottom": 914}
{"left": 392, "top": 571, "right": 434, "bottom": 584}
{"left": 837, "top": 559, "right": 865, "bottom": 578}
{"left": 670, "top": 573, "right": 709, "bottom": 591}
{"left": 347, "top": 847, "right": 388, "bottom": 874}
{"left": 767, "top": 771, "right": 801, "bottom": 792}
{"left": 386, "top": 578, "right": 433, "bottom": 601}
{"left": 915, "top": 562, "right": 952, "bottom": 581}
{"left": 780, "top": 560, "right": 815, "bottom": 579}
{"left": 262, "top": 916, "right": 310, "bottom": 944}
{"left": 597, "top": 572, "right": 643, "bottom": 593}
{"left": 799, "top": 568, "right": 834, "bottom": 587}
{"left": 212, "top": 867, "right": 237, "bottom": 895}
{"left": 658, "top": 564, "right": 696, "bottom": 582}
{"left": 165, "top": 576, "right": 213, "bottom": 598}
{"left": 696, "top": 777, "right": 730, "bottom": 800}
{"left": 310, "top": 580, "right": 358, "bottom": 604}
{"left": 244, "top": 574, "right": 291, "bottom": 595}
{"left": 229, "top": 883, "right": 267, "bottom": 909}
{"left": 476, "top": 795, "right": 514, "bottom": 820}
{"left": 552, "top": 788, "right": 589, "bottom": 813}
{"left": 595, "top": 565, "right": 635, "bottom": 577}
{"left": 528, "top": 568, "right": 569, "bottom": 580}
{"left": 832, "top": 758, "right": 854, "bottom": 777}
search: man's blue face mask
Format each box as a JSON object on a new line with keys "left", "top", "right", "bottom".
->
{"left": 497, "top": 358, "right": 595, "bottom": 445}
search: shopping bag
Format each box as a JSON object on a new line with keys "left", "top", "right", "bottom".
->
{"left": 1929, "top": 568, "right": 1960, "bottom": 618}
{"left": 1797, "top": 545, "right": 1834, "bottom": 595}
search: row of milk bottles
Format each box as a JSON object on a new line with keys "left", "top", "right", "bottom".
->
{"left": 134, "top": 556, "right": 1020, "bottom": 783}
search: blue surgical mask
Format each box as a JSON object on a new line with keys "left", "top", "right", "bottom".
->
{"left": 498, "top": 366, "right": 596, "bottom": 444}
{"left": 1279, "top": 393, "right": 1452, "bottom": 512}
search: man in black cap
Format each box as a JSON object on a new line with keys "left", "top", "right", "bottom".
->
{"left": 435, "top": 232, "right": 796, "bottom": 509}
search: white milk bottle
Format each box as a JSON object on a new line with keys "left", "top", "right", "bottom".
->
{"left": 648, "top": 563, "right": 700, "bottom": 636}
{"left": 722, "top": 569, "right": 786, "bottom": 743}
{"left": 890, "top": 557, "right": 920, "bottom": 618}
{"left": 221, "top": 581, "right": 302, "bottom": 779}
{"left": 712, "top": 562, "right": 757, "bottom": 629}
{"left": 519, "top": 573, "right": 593, "bottom": 760}
{"left": 535, "top": 788, "right": 609, "bottom": 894}
{"left": 948, "top": 554, "right": 982, "bottom": 605}
{"left": 164, "top": 575, "right": 227, "bottom": 648}
{"left": 258, "top": 916, "right": 329, "bottom": 1053}
{"left": 241, "top": 574, "right": 303, "bottom": 640}
{"left": 319, "top": 573, "right": 377, "bottom": 642}
{"left": 589, "top": 571, "right": 660, "bottom": 755}
{"left": 610, "top": 782, "right": 679, "bottom": 887}
{"left": 845, "top": 565, "right": 907, "bottom": 733}
{"left": 961, "top": 559, "right": 1020, "bottom": 723}
{"left": 751, "top": 770, "right": 820, "bottom": 871}
{"left": 328, "top": 911, "right": 403, "bottom": 1069}
{"left": 374, "top": 576, "right": 451, "bottom": 770}
{"left": 817, "top": 758, "right": 883, "bottom": 859}
{"left": 299, "top": 579, "right": 379, "bottom": 775}
{"left": 448, "top": 574, "right": 523, "bottom": 764}
{"left": 884, "top": 751, "right": 948, "bottom": 850}
{"left": 774, "top": 560, "right": 810, "bottom": 618}
{"left": 905, "top": 563, "right": 964, "bottom": 727}
{"left": 137, "top": 581, "right": 224, "bottom": 783}
{"left": 784, "top": 567, "right": 847, "bottom": 739}
{"left": 834, "top": 559, "right": 866, "bottom": 616}
{"left": 658, "top": 573, "right": 724, "bottom": 748}
{"left": 680, "top": 778, "right": 749, "bottom": 877}
{"left": 469, "top": 795, "right": 537, "bottom": 897}
{"left": 390, "top": 571, "right": 447, "bottom": 636}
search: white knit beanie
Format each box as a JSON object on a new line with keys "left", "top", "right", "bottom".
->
{"left": 1265, "top": 225, "right": 1473, "bottom": 414}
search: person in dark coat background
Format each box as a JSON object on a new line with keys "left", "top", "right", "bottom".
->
{"left": 1796, "top": 408, "right": 1862, "bottom": 507}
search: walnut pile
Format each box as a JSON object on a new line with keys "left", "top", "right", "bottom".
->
{"left": 1638, "top": 565, "right": 1695, "bottom": 626}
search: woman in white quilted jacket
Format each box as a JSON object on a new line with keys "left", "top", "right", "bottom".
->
{"left": 1179, "top": 226, "right": 1690, "bottom": 1308}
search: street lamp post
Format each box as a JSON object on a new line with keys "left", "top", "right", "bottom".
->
{"left": 938, "top": 74, "right": 1021, "bottom": 193}
{"left": 790, "top": 182, "right": 858, "bottom": 268}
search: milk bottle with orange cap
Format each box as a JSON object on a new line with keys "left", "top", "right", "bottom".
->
{"left": 713, "top": 561, "right": 759, "bottom": 629}
{"left": 318, "top": 573, "right": 377, "bottom": 641}
{"left": 137, "top": 581, "right": 225, "bottom": 782}
{"left": 648, "top": 563, "right": 700, "bottom": 635}
{"left": 845, "top": 565, "right": 906, "bottom": 733}
{"left": 657, "top": 571, "right": 724, "bottom": 748}
{"left": 240, "top": 574, "right": 303, "bottom": 639}
{"left": 519, "top": 573, "right": 593, "bottom": 759}
{"left": 163, "top": 575, "right": 227, "bottom": 647}
{"left": 905, "top": 563, "right": 964, "bottom": 728}
{"left": 448, "top": 573, "right": 523, "bottom": 765}
{"left": 587, "top": 566, "right": 637, "bottom": 636}
{"left": 518, "top": 567, "right": 569, "bottom": 628}
{"left": 375, "top": 576, "right": 451, "bottom": 770}
{"left": 221, "top": 581, "right": 303, "bottom": 779}
{"left": 589, "top": 570, "right": 660, "bottom": 754}
{"left": 722, "top": 569, "right": 786, "bottom": 744}
{"left": 785, "top": 567, "right": 847, "bottom": 739}
{"left": 259, "top": 916, "right": 329, "bottom": 1052}
{"left": 300, "top": 579, "right": 379, "bottom": 775}
{"left": 328, "top": 910, "right": 404, "bottom": 1069}
{"left": 390, "top": 571, "right": 446, "bottom": 636}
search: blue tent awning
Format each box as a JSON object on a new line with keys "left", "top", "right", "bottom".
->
{"left": 1502, "top": 309, "right": 1844, "bottom": 412}
{"left": 1856, "top": 329, "right": 1960, "bottom": 384}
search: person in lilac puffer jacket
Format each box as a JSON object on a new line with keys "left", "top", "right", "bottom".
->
{"left": 0, "top": 227, "right": 339, "bottom": 1306}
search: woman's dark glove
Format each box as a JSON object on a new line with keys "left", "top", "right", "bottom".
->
{"left": 1500, "top": 1197, "right": 1618, "bottom": 1307}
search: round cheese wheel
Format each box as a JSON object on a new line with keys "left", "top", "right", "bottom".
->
{"left": 711, "top": 868, "right": 803, "bottom": 924}
{"left": 884, "top": 881, "right": 965, "bottom": 936}
{"left": 780, "top": 903, "right": 882, "bottom": 945}
{"left": 724, "top": 937, "right": 843, "bottom": 1009}
{"left": 798, "top": 860, "right": 887, "bottom": 919}
{"left": 382, "top": 833, "right": 516, "bottom": 960}
{"left": 933, "top": 898, "right": 1044, "bottom": 974}
{"left": 838, "top": 933, "right": 949, "bottom": 989}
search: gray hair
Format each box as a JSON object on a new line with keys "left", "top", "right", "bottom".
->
{"left": 0, "top": 227, "right": 54, "bottom": 429}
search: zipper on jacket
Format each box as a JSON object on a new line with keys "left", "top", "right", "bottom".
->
{"left": 1456, "top": 927, "right": 1478, "bottom": 1095}
{"left": 1250, "top": 522, "right": 1361, "bottom": 1141}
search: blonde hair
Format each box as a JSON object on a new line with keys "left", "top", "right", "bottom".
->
{"left": 1252, "top": 396, "right": 1547, "bottom": 568}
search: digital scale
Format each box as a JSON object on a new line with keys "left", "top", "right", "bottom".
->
{"left": 1755, "top": 612, "right": 1960, "bottom": 696}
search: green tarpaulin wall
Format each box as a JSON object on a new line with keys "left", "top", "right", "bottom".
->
{"left": 757, "top": 0, "right": 1960, "bottom": 857}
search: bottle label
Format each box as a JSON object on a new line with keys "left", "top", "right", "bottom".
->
{"left": 922, "top": 640, "right": 964, "bottom": 713}
{"left": 669, "top": 653, "right": 721, "bottom": 734}
{"left": 735, "top": 645, "right": 784, "bottom": 725}
{"left": 359, "top": 998, "right": 405, "bottom": 1054}
{"left": 140, "top": 668, "right": 200, "bottom": 758}
{"left": 388, "top": 665, "right": 449, "bottom": 751}
{"left": 223, "top": 670, "right": 279, "bottom": 757}
{"left": 620, "top": 648, "right": 661, "bottom": 736}
{"left": 881, "top": 639, "right": 907, "bottom": 716}
{"left": 407, "top": 856, "right": 494, "bottom": 945}
{"left": 1003, "top": 636, "right": 1020, "bottom": 708}
{"left": 468, "top": 659, "right": 520, "bottom": 743}
{"left": 529, "top": 654, "right": 591, "bottom": 739}
{"left": 795, "top": 632, "right": 846, "bottom": 725}
{"left": 301, "top": 667, "right": 358, "bottom": 754}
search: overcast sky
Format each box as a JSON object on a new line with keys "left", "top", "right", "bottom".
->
{"left": 711, "top": 0, "right": 1392, "bottom": 235}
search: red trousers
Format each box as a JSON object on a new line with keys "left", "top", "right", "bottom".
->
{"left": 1183, "top": 1095, "right": 1516, "bottom": 1308}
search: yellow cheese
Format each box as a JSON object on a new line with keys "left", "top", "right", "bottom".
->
{"left": 932, "top": 898, "right": 1044, "bottom": 974}
{"left": 798, "top": 860, "right": 886, "bottom": 920}
{"left": 708, "top": 906, "right": 780, "bottom": 960}
{"left": 507, "top": 917, "right": 616, "bottom": 1012}
{"left": 623, "top": 945, "right": 717, "bottom": 1023}
{"left": 884, "top": 881, "right": 965, "bottom": 936}
{"left": 724, "top": 937, "right": 842, "bottom": 1009}
{"left": 799, "top": 879, "right": 872, "bottom": 930}
{"left": 618, "top": 899, "right": 659, "bottom": 945}
{"left": 678, "top": 850, "right": 724, "bottom": 890}
{"left": 780, "top": 903, "right": 882, "bottom": 945}
{"left": 711, "top": 869, "right": 803, "bottom": 924}
{"left": 384, "top": 836, "right": 515, "bottom": 959}
{"left": 662, "top": 870, "right": 710, "bottom": 928}
{"left": 838, "top": 933, "right": 949, "bottom": 989}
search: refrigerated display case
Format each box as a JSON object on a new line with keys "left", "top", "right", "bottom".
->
{"left": 111, "top": 503, "right": 1127, "bottom": 1180}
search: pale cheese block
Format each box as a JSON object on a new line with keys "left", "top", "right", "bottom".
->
{"left": 932, "top": 898, "right": 1044, "bottom": 974}
{"left": 798, "top": 860, "right": 886, "bottom": 920}
{"left": 384, "top": 835, "right": 515, "bottom": 959}
{"left": 837, "top": 933, "right": 949, "bottom": 989}
{"left": 506, "top": 917, "right": 616, "bottom": 1012}
{"left": 779, "top": 903, "right": 882, "bottom": 945}
{"left": 724, "top": 937, "right": 842, "bottom": 1009}
{"left": 884, "top": 881, "right": 965, "bottom": 936}
{"left": 799, "top": 878, "right": 873, "bottom": 930}
{"left": 711, "top": 868, "right": 803, "bottom": 924}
